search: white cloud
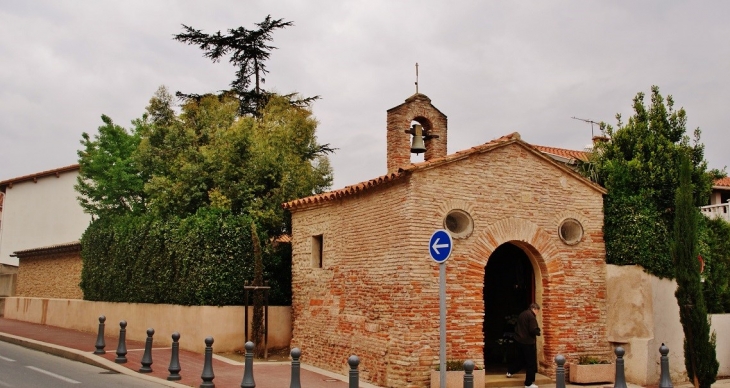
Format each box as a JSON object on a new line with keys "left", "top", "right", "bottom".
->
{"left": 1, "top": 0, "right": 728, "bottom": 189}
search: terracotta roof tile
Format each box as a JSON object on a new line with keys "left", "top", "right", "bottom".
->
{"left": 715, "top": 177, "right": 730, "bottom": 188}
{"left": 0, "top": 164, "right": 80, "bottom": 189}
{"left": 11, "top": 241, "right": 81, "bottom": 258}
{"left": 284, "top": 133, "right": 605, "bottom": 210}
{"left": 532, "top": 145, "right": 589, "bottom": 162}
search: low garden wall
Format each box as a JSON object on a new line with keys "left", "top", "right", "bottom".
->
{"left": 606, "top": 265, "right": 730, "bottom": 384}
{"left": 2, "top": 297, "right": 291, "bottom": 353}
{"left": 713, "top": 314, "right": 730, "bottom": 377}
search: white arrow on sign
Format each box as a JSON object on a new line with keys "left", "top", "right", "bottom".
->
{"left": 431, "top": 238, "right": 450, "bottom": 255}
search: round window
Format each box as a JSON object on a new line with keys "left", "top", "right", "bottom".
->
{"left": 443, "top": 210, "right": 474, "bottom": 239}
{"left": 558, "top": 218, "right": 583, "bottom": 245}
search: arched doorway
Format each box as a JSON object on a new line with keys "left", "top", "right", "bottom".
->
{"left": 483, "top": 242, "right": 535, "bottom": 367}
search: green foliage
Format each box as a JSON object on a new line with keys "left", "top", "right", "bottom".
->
{"left": 173, "top": 15, "right": 319, "bottom": 117}
{"left": 673, "top": 155, "right": 718, "bottom": 388}
{"left": 578, "top": 356, "right": 610, "bottom": 365}
{"left": 80, "top": 209, "right": 291, "bottom": 305}
{"left": 79, "top": 88, "right": 332, "bottom": 232}
{"left": 698, "top": 217, "right": 730, "bottom": 313}
{"left": 603, "top": 193, "right": 672, "bottom": 277}
{"left": 76, "top": 115, "right": 146, "bottom": 217}
{"left": 77, "top": 20, "right": 331, "bottom": 307}
{"left": 580, "top": 86, "right": 716, "bottom": 279}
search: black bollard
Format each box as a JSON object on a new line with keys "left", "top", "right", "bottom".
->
{"left": 167, "top": 332, "right": 182, "bottom": 381}
{"left": 555, "top": 355, "right": 566, "bottom": 388}
{"left": 200, "top": 337, "right": 215, "bottom": 388}
{"left": 139, "top": 328, "right": 155, "bottom": 373}
{"left": 240, "top": 341, "right": 255, "bottom": 388}
{"left": 115, "top": 320, "right": 128, "bottom": 363}
{"left": 614, "top": 346, "right": 627, "bottom": 388}
{"left": 289, "top": 347, "right": 301, "bottom": 388}
{"left": 463, "top": 360, "right": 475, "bottom": 388}
{"left": 94, "top": 315, "right": 106, "bottom": 354}
{"left": 659, "top": 343, "right": 673, "bottom": 388}
{"left": 348, "top": 355, "right": 360, "bottom": 388}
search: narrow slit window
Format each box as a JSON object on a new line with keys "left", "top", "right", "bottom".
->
{"left": 312, "top": 234, "right": 323, "bottom": 268}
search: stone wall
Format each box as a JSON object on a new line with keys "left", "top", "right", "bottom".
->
{"left": 290, "top": 142, "right": 608, "bottom": 387}
{"left": 3, "top": 297, "right": 292, "bottom": 353}
{"left": 16, "top": 252, "right": 82, "bottom": 299}
{"left": 606, "top": 264, "right": 730, "bottom": 384}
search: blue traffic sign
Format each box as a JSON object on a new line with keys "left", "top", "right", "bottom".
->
{"left": 429, "top": 229, "right": 453, "bottom": 263}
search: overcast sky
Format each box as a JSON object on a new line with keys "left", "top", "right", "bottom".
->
{"left": 1, "top": 1, "right": 728, "bottom": 190}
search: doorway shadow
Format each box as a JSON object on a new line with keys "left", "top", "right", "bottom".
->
{"left": 483, "top": 242, "right": 534, "bottom": 368}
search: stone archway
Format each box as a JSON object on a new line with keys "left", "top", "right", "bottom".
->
{"left": 483, "top": 242, "right": 534, "bottom": 366}
{"left": 475, "top": 217, "right": 564, "bottom": 372}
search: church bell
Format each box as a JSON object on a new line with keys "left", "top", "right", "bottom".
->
{"left": 410, "top": 124, "right": 427, "bottom": 154}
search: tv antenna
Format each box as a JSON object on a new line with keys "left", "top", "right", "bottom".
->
{"left": 571, "top": 116, "right": 602, "bottom": 137}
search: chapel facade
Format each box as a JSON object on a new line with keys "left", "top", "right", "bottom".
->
{"left": 285, "top": 93, "right": 610, "bottom": 387}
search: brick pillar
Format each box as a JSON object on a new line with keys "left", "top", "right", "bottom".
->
{"left": 386, "top": 93, "right": 448, "bottom": 174}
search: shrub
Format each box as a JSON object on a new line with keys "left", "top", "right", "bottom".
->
{"left": 80, "top": 208, "right": 291, "bottom": 306}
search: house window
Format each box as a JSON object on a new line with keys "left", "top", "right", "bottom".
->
{"left": 444, "top": 209, "right": 474, "bottom": 239}
{"left": 312, "top": 234, "right": 323, "bottom": 268}
{"left": 558, "top": 218, "right": 583, "bottom": 245}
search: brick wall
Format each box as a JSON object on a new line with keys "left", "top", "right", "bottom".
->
{"left": 386, "top": 93, "right": 447, "bottom": 173}
{"left": 290, "top": 142, "right": 608, "bottom": 387}
{"left": 16, "top": 252, "right": 82, "bottom": 299}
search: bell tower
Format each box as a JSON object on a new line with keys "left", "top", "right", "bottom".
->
{"left": 386, "top": 92, "right": 448, "bottom": 173}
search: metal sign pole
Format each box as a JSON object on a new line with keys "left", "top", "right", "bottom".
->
{"left": 439, "top": 262, "right": 446, "bottom": 388}
{"left": 429, "top": 229, "right": 452, "bottom": 388}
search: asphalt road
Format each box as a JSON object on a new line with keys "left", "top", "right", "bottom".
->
{"left": 0, "top": 340, "right": 167, "bottom": 387}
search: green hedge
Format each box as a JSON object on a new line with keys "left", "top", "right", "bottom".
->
{"left": 80, "top": 208, "right": 291, "bottom": 305}
{"left": 698, "top": 217, "right": 730, "bottom": 313}
{"left": 603, "top": 193, "right": 673, "bottom": 278}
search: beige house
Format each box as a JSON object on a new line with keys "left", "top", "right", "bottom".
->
{"left": 701, "top": 176, "right": 730, "bottom": 222}
{"left": 285, "top": 93, "right": 610, "bottom": 387}
{"left": 0, "top": 165, "right": 89, "bottom": 298}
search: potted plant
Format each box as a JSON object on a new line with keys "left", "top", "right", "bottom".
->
{"left": 431, "top": 360, "right": 485, "bottom": 388}
{"left": 569, "top": 356, "right": 614, "bottom": 384}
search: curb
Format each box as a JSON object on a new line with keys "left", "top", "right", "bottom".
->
{"left": 0, "top": 331, "right": 189, "bottom": 388}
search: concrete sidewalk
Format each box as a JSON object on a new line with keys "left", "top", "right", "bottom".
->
{"left": 0, "top": 317, "right": 381, "bottom": 388}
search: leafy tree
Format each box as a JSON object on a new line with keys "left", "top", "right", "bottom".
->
{"left": 581, "top": 86, "right": 719, "bottom": 278}
{"left": 131, "top": 91, "right": 332, "bottom": 235}
{"left": 673, "top": 154, "right": 718, "bottom": 388}
{"left": 174, "top": 15, "right": 318, "bottom": 116}
{"left": 76, "top": 115, "right": 145, "bottom": 217}
{"left": 78, "top": 18, "right": 332, "bottom": 306}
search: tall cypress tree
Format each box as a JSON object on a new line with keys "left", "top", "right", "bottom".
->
{"left": 673, "top": 153, "right": 718, "bottom": 388}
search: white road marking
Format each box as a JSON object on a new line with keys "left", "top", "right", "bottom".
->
{"left": 26, "top": 366, "right": 81, "bottom": 384}
{"left": 0, "top": 379, "right": 12, "bottom": 387}
{"left": 0, "top": 356, "right": 15, "bottom": 362}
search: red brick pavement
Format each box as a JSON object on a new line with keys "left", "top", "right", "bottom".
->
{"left": 0, "top": 317, "right": 358, "bottom": 388}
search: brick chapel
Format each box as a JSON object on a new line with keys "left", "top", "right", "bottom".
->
{"left": 284, "top": 93, "right": 611, "bottom": 387}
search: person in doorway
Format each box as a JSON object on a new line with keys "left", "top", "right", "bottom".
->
{"left": 506, "top": 303, "right": 541, "bottom": 388}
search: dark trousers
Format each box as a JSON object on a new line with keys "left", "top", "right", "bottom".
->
{"left": 508, "top": 342, "right": 537, "bottom": 386}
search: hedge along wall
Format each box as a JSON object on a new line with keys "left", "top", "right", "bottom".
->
{"left": 80, "top": 208, "right": 291, "bottom": 306}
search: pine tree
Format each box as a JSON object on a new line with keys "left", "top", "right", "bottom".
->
{"left": 173, "top": 15, "right": 318, "bottom": 116}
{"left": 673, "top": 153, "right": 718, "bottom": 388}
